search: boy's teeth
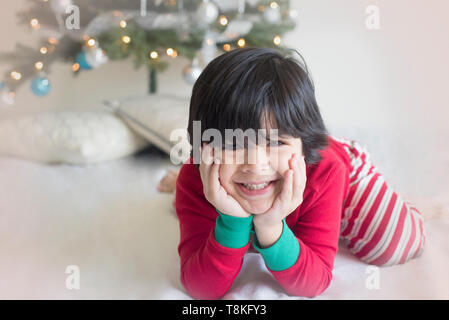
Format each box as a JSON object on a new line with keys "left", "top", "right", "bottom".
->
{"left": 243, "top": 182, "right": 270, "bottom": 190}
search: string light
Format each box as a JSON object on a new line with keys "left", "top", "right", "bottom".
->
{"left": 166, "top": 48, "right": 178, "bottom": 58}
{"left": 30, "top": 18, "right": 40, "bottom": 29}
{"left": 48, "top": 37, "right": 58, "bottom": 45}
{"left": 9, "top": 1, "right": 291, "bottom": 96}
{"left": 273, "top": 35, "right": 281, "bottom": 46}
{"left": 219, "top": 15, "right": 228, "bottom": 26}
{"left": 10, "top": 71, "right": 22, "bottom": 80}
{"left": 149, "top": 51, "right": 158, "bottom": 59}
{"left": 34, "top": 61, "right": 44, "bottom": 70}
{"left": 86, "top": 38, "right": 96, "bottom": 48}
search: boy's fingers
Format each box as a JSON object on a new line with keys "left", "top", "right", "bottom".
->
{"left": 289, "top": 153, "right": 296, "bottom": 170}
{"left": 287, "top": 154, "right": 297, "bottom": 199}
{"left": 209, "top": 147, "right": 222, "bottom": 192}
{"left": 299, "top": 155, "right": 307, "bottom": 189}
{"left": 300, "top": 155, "right": 307, "bottom": 176}
{"left": 280, "top": 169, "right": 293, "bottom": 204}
{"left": 200, "top": 144, "right": 214, "bottom": 173}
{"left": 201, "top": 143, "right": 214, "bottom": 165}
{"left": 292, "top": 172, "right": 304, "bottom": 204}
{"left": 292, "top": 154, "right": 305, "bottom": 199}
{"left": 199, "top": 145, "right": 212, "bottom": 183}
{"left": 199, "top": 144, "right": 220, "bottom": 193}
{"left": 209, "top": 161, "right": 221, "bottom": 194}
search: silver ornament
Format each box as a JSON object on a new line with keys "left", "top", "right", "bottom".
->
{"left": 0, "top": 86, "right": 14, "bottom": 106}
{"left": 216, "top": 19, "right": 253, "bottom": 42}
{"left": 289, "top": 9, "right": 299, "bottom": 19}
{"left": 263, "top": 5, "right": 281, "bottom": 24}
{"left": 183, "top": 58, "right": 203, "bottom": 85}
{"left": 196, "top": 0, "right": 219, "bottom": 25}
{"left": 214, "top": 0, "right": 259, "bottom": 12}
{"left": 135, "top": 11, "right": 189, "bottom": 30}
{"left": 50, "top": 0, "right": 73, "bottom": 14}
{"left": 84, "top": 46, "right": 108, "bottom": 69}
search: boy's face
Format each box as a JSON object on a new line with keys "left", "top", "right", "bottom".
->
{"left": 216, "top": 121, "right": 304, "bottom": 215}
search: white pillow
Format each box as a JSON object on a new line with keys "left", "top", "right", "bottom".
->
{"left": 106, "top": 94, "right": 192, "bottom": 165}
{"left": 0, "top": 109, "right": 150, "bottom": 164}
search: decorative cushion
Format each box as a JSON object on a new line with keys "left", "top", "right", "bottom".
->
{"left": 0, "top": 109, "right": 150, "bottom": 164}
{"left": 106, "top": 94, "right": 192, "bottom": 165}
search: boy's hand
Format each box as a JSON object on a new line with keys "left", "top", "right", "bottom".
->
{"left": 199, "top": 143, "right": 252, "bottom": 218}
{"left": 253, "top": 153, "right": 307, "bottom": 230}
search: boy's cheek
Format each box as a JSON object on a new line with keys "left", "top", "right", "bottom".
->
{"left": 219, "top": 149, "right": 249, "bottom": 165}
{"left": 215, "top": 149, "right": 235, "bottom": 164}
{"left": 271, "top": 153, "right": 291, "bottom": 173}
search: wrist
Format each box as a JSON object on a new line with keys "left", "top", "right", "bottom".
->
{"left": 253, "top": 219, "right": 300, "bottom": 271}
{"left": 253, "top": 214, "right": 282, "bottom": 230}
{"left": 253, "top": 220, "right": 283, "bottom": 249}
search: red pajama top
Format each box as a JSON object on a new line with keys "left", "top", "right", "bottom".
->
{"left": 175, "top": 137, "right": 351, "bottom": 299}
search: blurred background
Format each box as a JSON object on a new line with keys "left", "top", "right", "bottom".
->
{"left": 0, "top": 0, "right": 448, "bottom": 197}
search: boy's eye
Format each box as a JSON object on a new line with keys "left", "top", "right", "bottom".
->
{"left": 223, "top": 142, "right": 241, "bottom": 150}
{"left": 223, "top": 140, "right": 284, "bottom": 149}
{"left": 224, "top": 144, "right": 236, "bottom": 150}
{"left": 268, "top": 140, "right": 284, "bottom": 147}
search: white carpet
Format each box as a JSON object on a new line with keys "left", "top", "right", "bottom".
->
{"left": 0, "top": 146, "right": 448, "bottom": 299}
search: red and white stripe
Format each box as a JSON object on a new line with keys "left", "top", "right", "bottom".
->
{"left": 332, "top": 136, "right": 425, "bottom": 266}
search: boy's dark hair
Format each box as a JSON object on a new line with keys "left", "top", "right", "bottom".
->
{"left": 187, "top": 47, "right": 329, "bottom": 166}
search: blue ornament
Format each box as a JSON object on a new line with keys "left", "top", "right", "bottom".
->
{"left": 31, "top": 76, "right": 51, "bottom": 96}
{"left": 75, "top": 51, "right": 92, "bottom": 70}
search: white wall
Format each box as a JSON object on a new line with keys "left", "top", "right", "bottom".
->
{"left": 1, "top": 0, "right": 448, "bottom": 197}
{"left": 284, "top": 0, "right": 449, "bottom": 197}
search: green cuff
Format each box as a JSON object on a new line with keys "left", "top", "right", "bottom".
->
{"left": 253, "top": 219, "right": 300, "bottom": 271}
{"left": 214, "top": 209, "right": 253, "bottom": 249}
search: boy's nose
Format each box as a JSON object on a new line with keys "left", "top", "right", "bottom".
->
{"left": 242, "top": 145, "right": 270, "bottom": 172}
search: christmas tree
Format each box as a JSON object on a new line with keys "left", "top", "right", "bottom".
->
{"left": 0, "top": 0, "right": 296, "bottom": 105}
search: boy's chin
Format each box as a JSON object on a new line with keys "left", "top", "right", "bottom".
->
{"left": 242, "top": 201, "right": 273, "bottom": 215}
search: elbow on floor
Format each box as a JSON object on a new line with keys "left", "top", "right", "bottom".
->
{"left": 285, "top": 275, "right": 332, "bottom": 298}
{"left": 181, "top": 274, "right": 227, "bottom": 300}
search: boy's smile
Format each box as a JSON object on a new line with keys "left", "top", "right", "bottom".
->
{"left": 236, "top": 178, "right": 278, "bottom": 196}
